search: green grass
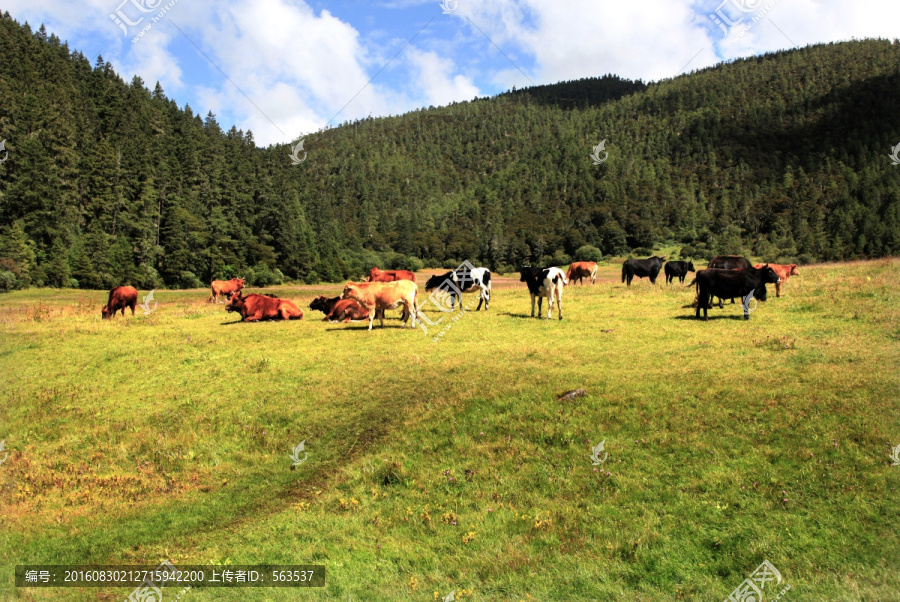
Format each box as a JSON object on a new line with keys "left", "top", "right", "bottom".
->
{"left": 1, "top": 260, "right": 899, "bottom": 600}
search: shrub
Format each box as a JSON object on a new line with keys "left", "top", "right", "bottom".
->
{"left": 178, "top": 271, "right": 203, "bottom": 289}
{"left": 574, "top": 245, "right": 603, "bottom": 263}
{"left": 386, "top": 254, "right": 423, "bottom": 272}
{"left": 679, "top": 245, "right": 696, "bottom": 259}
{"left": 632, "top": 247, "right": 653, "bottom": 256}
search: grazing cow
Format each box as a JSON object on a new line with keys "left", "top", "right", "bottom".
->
{"left": 101, "top": 286, "right": 138, "bottom": 319}
{"left": 664, "top": 260, "right": 695, "bottom": 284}
{"left": 341, "top": 280, "right": 420, "bottom": 330}
{"left": 308, "top": 295, "right": 369, "bottom": 322}
{"left": 424, "top": 267, "right": 492, "bottom": 310}
{"left": 208, "top": 278, "right": 245, "bottom": 303}
{"left": 693, "top": 265, "right": 780, "bottom": 320}
{"left": 519, "top": 267, "right": 568, "bottom": 320}
{"left": 754, "top": 263, "right": 799, "bottom": 298}
{"left": 225, "top": 291, "right": 304, "bottom": 322}
{"left": 566, "top": 261, "right": 598, "bottom": 285}
{"left": 622, "top": 256, "right": 666, "bottom": 286}
{"left": 365, "top": 267, "right": 417, "bottom": 283}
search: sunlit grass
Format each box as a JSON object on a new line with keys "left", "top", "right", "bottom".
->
{"left": 1, "top": 259, "right": 899, "bottom": 600}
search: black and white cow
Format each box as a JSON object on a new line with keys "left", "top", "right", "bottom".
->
{"left": 424, "top": 267, "right": 492, "bottom": 310}
{"left": 622, "top": 256, "right": 666, "bottom": 286}
{"left": 664, "top": 260, "right": 695, "bottom": 284}
{"left": 519, "top": 266, "right": 568, "bottom": 320}
{"left": 693, "top": 265, "right": 780, "bottom": 320}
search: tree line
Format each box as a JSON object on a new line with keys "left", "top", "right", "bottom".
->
{"left": 1, "top": 12, "right": 898, "bottom": 290}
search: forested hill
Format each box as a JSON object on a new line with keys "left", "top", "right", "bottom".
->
{"left": 0, "top": 13, "right": 899, "bottom": 290}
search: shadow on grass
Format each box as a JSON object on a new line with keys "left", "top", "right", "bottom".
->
{"left": 499, "top": 312, "right": 537, "bottom": 319}
{"left": 672, "top": 314, "right": 750, "bottom": 321}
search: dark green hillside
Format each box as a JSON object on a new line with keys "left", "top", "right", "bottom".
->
{"left": 0, "top": 11, "right": 898, "bottom": 289}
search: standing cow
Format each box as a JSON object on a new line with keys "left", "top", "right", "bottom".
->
{"left": 693, "top": 265, "right": 780, "bottom": 320}
{"left": 566, "top": 262, "right": 598, "bottom": 285}
{"left": 101, "top": 286, "right": 138, "bottom": 319}
{"left": 424, "top": 267, "right": 492, "bottom": 311}
{"left": 664, "top": 260, "right": 695, "bottom": 284}
{"left": 622, "top": 256, "right": 666, "bottom": 286}
{"left": 208, "top": 278, "right": 245, "bottom": 303}
{"left": 341, "top": 280, "right": 420, "bottom": 331}
{"left": 706, "top": 256, "right": 752, "bottom": 306}
{"left": 519, "top": 267, "right": 568, "bottom": 320}
{"left": 754, "top": 263, "right": 799, "bottom": 298}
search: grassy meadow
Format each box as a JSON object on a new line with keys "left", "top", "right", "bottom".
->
{"left": 1, "top": 259, "right": 899, "bottom": 601}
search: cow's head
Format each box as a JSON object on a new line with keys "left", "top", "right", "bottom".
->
{"left": 341, "top": 282, "right": 358, "bottom": 299}
{"left": 789, "top": 264, "right": 800, "bottom": 276}
{"left": 225, "top": 290, "right": 245, "bottom": 312}
{"left": 759, "top": 264, "right": 781, "bottom": 285}
{"left": 519, "top": 266, "right": 536, "bottom": 282}
{"left": 686, "top": 261, "right": 695, "bottom": 272}
{"left": 101, "top": 305, "right": 111, "bottom": 319}
{"left": 309, "top": 295, "right": 329, "bottom": 312}
{"left": 235, "top": 278, "right": 246, "bottom": 288}
{"left": 424, "top": 274, "right": 449, "bottom": 292}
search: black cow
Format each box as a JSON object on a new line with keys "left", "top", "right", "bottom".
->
{"left": 519, "top": 266, "right": 567, "bottom": 320}
{"left": 706, "top": 255, "right": 753, "bottom": 306}
{"left": 693, "top": 265, "right": 780, "bottom": 320}
{"left": 424, "top": 267, "right": 491, "bottom": 311}
{"left": 622, "top": 256, "right": 666, "bottom": 286}
{"left": 664, "top": 260, "right": 695, "bottom": 284}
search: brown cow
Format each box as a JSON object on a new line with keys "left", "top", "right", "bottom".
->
{"left": 754, "top": 263, "right": 799, "bottom": 297}
{"left": 365, "top": 267, "right": 417, "bottom": 283}
{"left": 341, "top": 280, "right": 419, "bottom": 330}
{"left": 566, "top": 261, "right": 598, "bottom": 285}
{"left": 101, "top": 286, "right": 138, "bottom": 319}
{"left": 225, "top": 291, "right": 304, "bottom": 322}
{"left": 208, "top": 278, "right": 245, "bottom": 303}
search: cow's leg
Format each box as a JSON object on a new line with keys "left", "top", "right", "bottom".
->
{"left": 367, "top": 309, "right": 375, "bottom": 331}
{"left": 530, "top": 294, "right": 536, "bottom": 318}
{"left": 130, "top": 302, "right": 136, "bottom": 316}
{"left": 546, "top": 293, "right": 553, "bottom": 319}
{"left": 557, "top": 288, "right": 563, "bottom": 320}
{"left": 776, "top": 281, "right": 782, "bottom": 298}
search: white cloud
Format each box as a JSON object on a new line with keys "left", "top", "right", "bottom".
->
{"left": 407, "top": 47, "right": 480, "bottom": 106}
{"left": 3, "top": 0, "right": 899, "bottom": 147}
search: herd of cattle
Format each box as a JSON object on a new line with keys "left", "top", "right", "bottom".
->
{"left": 98, "top": 257, "right": 800, "bottom": 326}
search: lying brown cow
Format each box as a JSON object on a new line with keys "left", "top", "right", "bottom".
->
{"left": 308, "top": 295, "right": 370, "bottom": 322}
{"left": 101, "top": 286, "right": 138, "bottom": 319}
{"left": 226, "top": 291, "right": 303, "bottom": 322}
{"left": 208, "top": 278, "right": 245, "bottom": 303}
{"left": 754, "top": 263, "right": 798, "bottom": 298}
{"left": 341, "top": 280, "right": 419, "bottom": 330}
{"left": 566, "top": 261, "right": 598, "bottom": 285}
{"left": 365, "top": 267, "right": 417, "bottom": 283}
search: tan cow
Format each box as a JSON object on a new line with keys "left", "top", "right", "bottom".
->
{"left": 208, "top": 278, "right": 245, "bottom": 303}
{"left": 566, "top": 261, "right": 598, "bottom": 285}
{"left": 754, "top": 263, "right": 799, "bottom": 297}
{"left": 341, "top": 280, "right": 419, "bottom": 331}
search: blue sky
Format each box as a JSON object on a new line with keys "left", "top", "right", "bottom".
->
{"left": 4, "top": 0, "right": 898, "bottom": 146}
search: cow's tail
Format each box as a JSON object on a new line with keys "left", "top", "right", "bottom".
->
{"left": 685, "top": 277, "right": 697, "bottom": 288}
